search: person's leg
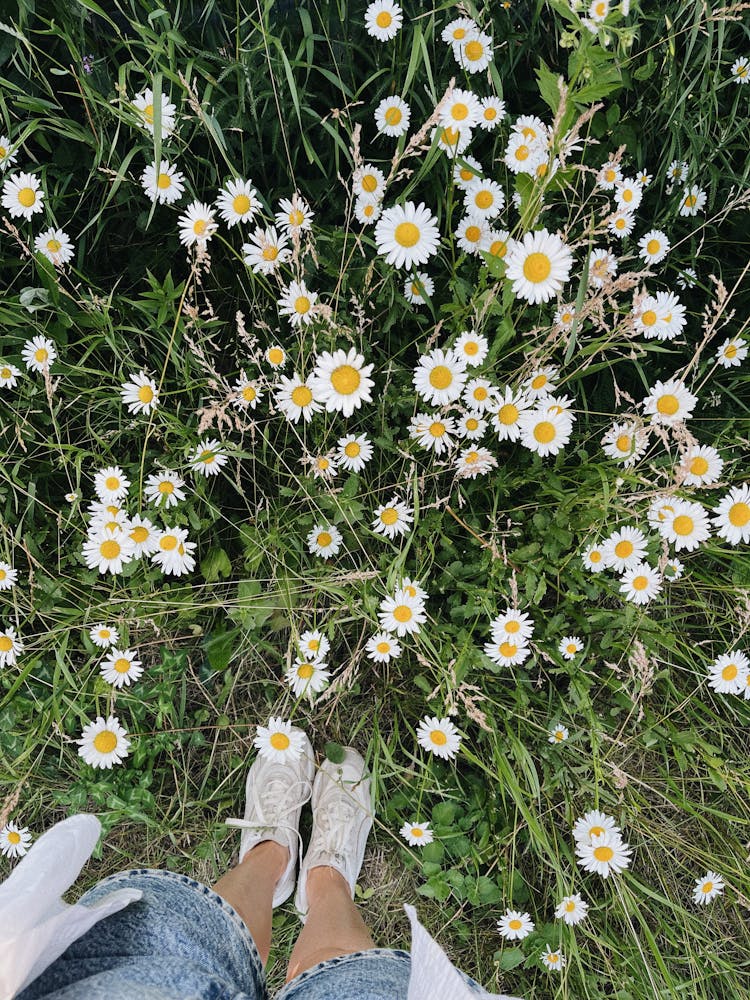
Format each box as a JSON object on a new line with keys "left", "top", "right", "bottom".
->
{"left": 285, "top": 865, "right": 375, "bottom": 981}
{"left": 213, "top": 840, "right": 289, "bottom": 965}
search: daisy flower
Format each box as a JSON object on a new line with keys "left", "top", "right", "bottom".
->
{"left": 0, "top": 821, "right": 32, "bottom": 858}
{"left": 307, "top": 524, "right": 343, "bottom": 560}
{"left": 404, "top": 271, "right": 434, "bottom": 305}
{"left": 242, "top": 225, "right": 290, "bottom": 274}
{"left": 608, "top": 209, "right": 636, "bottom": 239}
{"left": 503, "top": 132, "right": 546, "bottom": 175}
{"left": 638, "top": 229, "right": 670, "bottom": 265}
{"left": 601, "top": 420, "right": 649, "bottom": 465}
{"left": 0, "top": 625, "right": 23, "bottom": 667}
{"left": 309, "top": 348, "right": 374, "bottom": 418}
{"left": 274, "top": 372, "right": 321, "bottom": 424}
{"left": 504, "top": 229, "right": 573, "bottom": 304}
{"left": 490, "top": 608, "right": 535, "bottom": 643}
{"left": 525, "top": 366, "right": 558, "bottom": 398}
{"left": 0, "top": 135, "right": 18, "bottom": 172}
{"left": 151, "top": 527, "right": 197, "bottom": 576}
{"left": 555, "top": 893, "right": 589, "bottom": 925}
{"left": 559, "top": 635, "right": 583, "bottom": 660}
{"left": 0, "top": 361, "right": 21, "bottom": 388}
{"left": 602, "top": 526, "right": 648, "bottom": 571}
{"left": 441, "top": 17, "right": 478, "bottom": 45}
{"left": 715, "top": 336, "right": 747, "bottom": 368}
{"left": 454, "top": 446, "right": 497, "bottom": 478}
{"left": 265, "top": 345, "right": 287, "bottom": 369}
{"left": 730, "top": 56, "right": 749, "bottom": 83}
{"left": 94, "top": 465, "right": 130, "bottom": 503}
{"left": 582, "top": 543, "right": 606, "bottom": 572}
{"left": 77, "top": 715, "right": 131, "bottom": 769}
{"left": 573, "top": 810, "right": 621, "bottom": 844}
{"left": 375, "top": 201, "right": 440, "bottom": 269}
{"left": 693, "top": 871, "right": 725, "bottom": 904}
{"left": 353, "top": 164, "right": 386, "bottom": 200}
{"left": 597, "top": 160, "right": 622, "bottom": 189}
{"left": 642, "top": 377, "right": 698, "bottom": 425}
{"left": 491, "top": 386, "right": 530, "bottom": 442}
{"left": 680, "top": 444, "right": 723, "bottom": 487}
{"left": 308, "top": 453, "right": 338, "bottom": 480}
{"left": 454, "top": 331, "right": 489, "bottom": 367}
{"left": 34, "top": 227, "right": 74, "bottom": 266}
{"left": 232, "top": 373, "right": 262, "bottom": 411}
{"left": 400, "top": 577, "right": 429, "bottom": 602}
{"left": 354, "top": 196, "right": 382, "bottom": 226}
{"left": 667, "top": 160, "right": 689, "bottom": 184}
{"left": 432, "top": 123, "right": 472, "bottom": 156}
{"left": 178, "top": 201, "right": 217, "bottom": 247}
{"left": 588, "top": 248, "right": 618, "bottom": 287}
{"left": 141, "top": 160, "right": 185, "bottom": 205}
{"left": 707, "top": 651, "right": 749, "bottom": 695}
{"left": 373, "top": 497, "right": 413, "bottom": 539}
{"left": 455, "top": 215, "right": 491, "bottom": 255}
{"left": 441, "top": 88, "right": 481, "bottom": 131}
{"left": 364, "top": 0, "right": 403, "bottom": 41}
{"left": 120, "top": 370, "right": 158, "bottom": 415}
{"left": 100, "top": 648, "right": 144, "bottom": 688}
{"left": 678, "top": 184, "right": 706, "bottom": 217}
{"left": 541, "top": 945, "right": 566, "bottom": 972}
{"left": 22, "top": 336, "right": 57, "bottom": 373}
{"left": 416, "top": 715, "right": 461, "bottom": 759}
{"left": 366, "top": 631, "right": 402, "bottom": 663}
{"left": 254, "top": 717, "right": 306, "bottom": 762}
{"left": 127, "top": 514, "right": 160, "bottom": 558}
{"left": 548, "top": 724, "right": 569, "bottom": 744}
{"left": 453, "top": 154, "right": 483, "bottom": 189}
{"left": 216, "top": 178, "right": 259, "bottom": 227}
{"left": 144, "top": 470, "right": 186, "bottom": 509}
{"left": 619, "top": 563, "right": 663, "bottom": 605}
{"left": 663, "top": 558, "right": 685, "bottom": 581}
{"left": 456, "top": 412, "right": 487, "bottom": 439}
{"left": 0, "top": 562, "right": 17, "bottom": 590}
{"left": 409, "top": 412, "right": 457, "bottom": 455}
{"left": 275, "top": 193, "right": 314, "bottom": 234}
{"left": 658, "top": 499, "right": 711, "bottom": 551}
{"left": 614, "top": 177, "right": 643, "bottom": 212}
{"left": 412, "top": 348, "right": 467, "bottom": 406}
{"left": 483, "top": 638, "right": 531, "bottom": 667}
{"left": 677, "top": 267, "right": 697, "bottom": 288}
{"left": 400, "top": 821, "right": 434, "bottom": 847}
{"left": 336, "top": 433, "right": 373, "bottom": 472}
{"left": 463, "top": 378, "right": 494, "bottom": 411}
{"left": 518, "top": 407, "right": 573, "bottom": 457}
{"left": 464, "top": 178, "right": 505, "bottom": 219}
{"left": 2, "top": 172, "right": 44, "bottom": 220}
{"left": 634, "top": 291, "right": 686, "bottom": 341}
{"left": 496, "top": 910, "right": 534, "bottom": 940}
{"left": 712, "top": 485, "right": 750, "bottom": 545}
{"left": 576, "top": 831, "right": 632, "bottom": 878}
{"left": 478, "top": 96, "right": 505, "bottom": 129}
{"left": 90, "top": 624, "right": 119, "bottom": 648}
{"left": 375, "top": 95, "right": 411, "bottom": 137}
{"left": 298, "top": 629, "right": 330, "bottom": 661}
{"left": 378, "top": 589, "right": 427, "bottom": 637}
{"left": 452, "top": 29, "right": 494, "bottom": 73}
{"left": 189, "top": 438, "right": 228, "bottom": 477}
{"left": 82, "top": 528, "right": 136, "bottom": 575}
{"left": 285, "top": 659, "right": 330, "bottom": 699}
{"left": 278, "top": 281, "right": 318, "bottom": 328}
{"left": 132, "top": 88, "right": 176, "bottom": 138}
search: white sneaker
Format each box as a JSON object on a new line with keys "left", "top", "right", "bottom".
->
{"left": 294, "top": 748, "right": 373, "bottom": 921}
{"left": 225, "top": 728, "right": 315, "bottom": 908}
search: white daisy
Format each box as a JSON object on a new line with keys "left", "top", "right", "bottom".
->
{"left": 667, "top": 160, "right": 689, "bottom": 184}
{"left": 2, "top": 172, "right": 44, "bottom": 220}
{"left": 634, "top": 291, "right": 686, "bottom": 342}
{"left": 712, "top": 485, "right": 750, "bottom": 545}
{"left": 265, "top": 345, "right": 287, "bottom": 369}
{"left": 707, "top": 651, "right": 748, "bottom": 695}
{"left": 518, "top": 407, "right": 573, "bottom": 457}
{"left": 82, "top": 528, "right": 136, "bottom": 575}
{"left": 638, "top": 229, "right": 670, "bottom": 265}
{"left": 275, "top": 193, "right": 314, "bottom": 234}
{"left": 0, "top": 822, "right": 32, "bottom": 858}
{"left": 364, "top": 0, "right": 403, "bottom": 41}
{"left": 608, "top": 209, "right": 635, "bottom": 239}
{"left": 464, "top": 178, "right": 505, "bottom": 219}
{"left": 541, "top": 945, "right": 566, "bottom": 972}
{"left": 400, "top": 821, "right": 433, "bottom": 846}
{"left": 93, "top": 465, "right": 130, "bottom": 503}
{"left": 441, "top": 17, "right": 478, "bottom": 45}
{"left": 0, "top": 361, "right": 21, "bottom": 388}
{"left": 637, "top": 169, "right": 652, "bottom": 186}
{"left": 601, "top": 420, "right": 649, "bottom": 465}
{"left": 308, "top": 453, "right": 338, "bottom": 480}
{"left": 680, "top": 444, "right": 723, "bottom": 487}
{"left": 693, "top": 871, "right": 725, "bottom": 904}
{"left": 254, "top": 717, "right": 306, "bottom": 762}
{"left": 582, "top": 543, "right": 607, "bottom": 573}
{"left": 503, "top": 131, "right": 546, "bottom": 175}
{"left": 678, "top": 184, "right": 706, "bottom": 217}
{"left": 490, "top": 608, "right": 534, "bottom": 643}
{"left": 309, "top": 348, "right": 374, "bottom": 418}
{"left": 89, "top": 624, "right": 119, "bottom": 649}
{"left": 274, "top": 372, "right": 321, "bottom": 424}
{"left": 232, "top": 373, "right": 263, "bottom": 411}
{"left": 588, "top": 248, "right": 618, "bottom": 287}
{"left": 559, "top": 635, "right": 583, "bottom": 660}
{"left": 409, "top": 412, "right": 457, "bottom": 455}
{"left": 336, "top": 433, "right": 373, "bottom": 472}
{"left": 715, "top": 336, "right": 747, "bottom": 368}
{"left": 242, "top": 225, "right": 290, "bottom": 274}
{"left": 677, "top": 267, "right": 697, "bottom": 289}
{"left": 0, "top": 135, "right": 19, "bottom": 172}
{"left": 144, "top": 470, "right": 186, "bottom": 509}
{"left": 307, "top": 524, "right": 343, "bottom": 560}
{"left": 298, "top": 629, "right": 330, "bottom": 661}
{"left": 658, "top": 499, "right": 711, "bottom": 551}
{"left": 548, "top": 724, "right": 569, "bottom": 744}
{"left": 353, "top": 164, "right": 386, "bottom": 200}
{"left": 455, "top": 215, "right": 491, "bottom": 255}
{"left": 21, "top": 335, "right": 57, "bottom": 372}
{"left": 483, "top": 638, "right": 531, "bottom": 667}
{"left": 454, "top": 446, "right": 497, "bottom": 478}
{"left": 378, "top": 589, "right": 427, "bottom": 637}
{"left": 34, "top": 227, "right": 74, "bottom": 266}
{"left": 403, "top": 271, "right": 434, "bottom": 305}
{"left": 366, "top": 631, "right": 402, "bottom": 663}
{"left": 496, "top": 910, "right": 534, "bottom": 940}
{"left": 663, "top": 558, "right": 685, "bottom": 581}
{"left": 452, "top": 29, "right": 494, "bottom": 74}
{"left": 504, "top": 229, "right": 573, "bottom": 304}
{"left": 373, "top": 497, "right": 413, "bottom": 539}
{"left": 375, "top": 95, "right": 411, "bottom": 137}
{"left": 597, "top": 160, "right": 622, "bottom": 189}
{"left": 399, "top": 577, "right": 429, "bottom": 602}
{"left": 647, "top": 495, "right": 677, "bottom": 531}
{"left": 216, "top": 178, "right": 259, "bottom": 227}
{"left": 441, "top": 87, "right": 482, "bottom": 131}
{"left": 354, "top": 196, "right": 382, "bottom": 226}
{"left": 141, "top": 160, "right": 185, "bottom": 205}
{"left": 0, "top": 562, "right": 18, "bottom": 590}
{"left": 432, "top": 123, "right": 472, "bottom": 156}
{"left": 453, "top": 154, "right": 483, "bottom": 189}
{"left": 0, "top": 625, "right": 23, "bottom": 667}
{"left": 456, "top": 412, "right": 487, "bottom": 439}
{"left": 619, "top": 563, "right": 663, "bottom": 605}
{"left": 120, "top": 370, "right": 159, "bottom": 415}
{"left": 576, "top": 831, "right": 632, "bottom": 878}
{"left": 189, "top": 438, "right": 228, "bottom": 477}
{"left": 642, "top": 377, "right": 698, "bottom": 425}
{"left": 556, "top": 893, "right": 588, "bottom": 925}
{"left": 77, "top": 714, "right": 131, "bottom": 769}
{"left": 100, "top": 648, "right": 144, "bottom": 688}
{"left": 416, "top": 715, "right": 462, "bottom": 759}
{"left": 278, "top": 281, "right": 318, "bottom": 328}
{"left": 150, "top": 526, "right": 197, "bottom": 576}
{"left": 602, "top": 526, "right": 648, "bottom": 571}
{"left": 524, "top": 365, "right": 558, "bottom": 398}
{"left": 463, "top": 378, "right": 494, "bottom": 412}
{"left": 412, "top": 348, "right": 467, "bottom": 406}
{"left": 614, "top": 177, "right": 643, "bottom": 212}
{"left": 491, "top": 386, "right": 530, "bottom": 442}
{"left": 478, "top": 96, "right": 505, "bottom": 129}
{"left": 454, "top": 332, "right": 489, "bottom": 367}
{"left": 572, "top": 810, "right": 621, "bottom": 844}
{"left": 132, "top": 88, "right": 176, "bottom": 138}
{"left": 178, "top": 200, "right": 217, "bottom": 247}
{"left": 375, "top": 201, "right": 440, "bottom": 269}
{"left": 127, "top": 514, "right": 160, "bottom": 558}
{"left": 731, "top": 56, "right": 750, "bottom": 83}
{"left": 285, "top": 659, "right": 330, "bottom": 699}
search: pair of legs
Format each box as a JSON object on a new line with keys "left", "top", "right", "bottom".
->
{"left": 213, "top": 840, "right": 375, "bottom": 981}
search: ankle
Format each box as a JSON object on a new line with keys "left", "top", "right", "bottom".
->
{"left": 241, "top": 839, "right": 289, "bottom": 879}
{"left": 306, "top": 864, "right": 350, "bottom": 904}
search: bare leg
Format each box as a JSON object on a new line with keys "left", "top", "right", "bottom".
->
{"left": 212, "top": 840, "right": 288, "bottom": 964}
{"left": 285, "top": 866, "right": 376, "bottom": 982}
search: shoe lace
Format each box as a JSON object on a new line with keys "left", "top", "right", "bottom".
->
{"left": 225, "top": 776, "right": 312, "bottom": 859}
{"left": 311, "top": 795, "right": 359, "bottom": 867}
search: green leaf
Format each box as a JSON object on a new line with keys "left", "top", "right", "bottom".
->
{"left": 536, "top": 60, "right": 563, "bottom": 115}
{"left": 325, "top": 741, "right": 346, "bottom": 764}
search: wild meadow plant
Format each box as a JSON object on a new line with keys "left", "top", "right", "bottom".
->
{"left": 0, "top": 0, "right": 749, "bottom": 994}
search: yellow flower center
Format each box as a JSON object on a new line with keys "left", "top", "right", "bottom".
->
{"left": 331, "top": 364, "right": 361, "bottom": 395}
{"left": 566, "top": 643, "right": 577, "bottom": 654}
{"left": 615, "top": 217, "right": 626, "bottom": 230}
{"left": 725, "top": 344, "right": 738, "bottom": 358}
{"left": 430, "top": 729, "right": 448, "bottom": 745}
{"left": 565, "top": 900, "right": 576, "bottom": 912}
{"left": 158, "top": 481, "right": 175, "bottom": 494}
{"left": 384, "top": 106, "right": 403, "bottom": 126}
{"left": 0, "top": 146, "right": 5, "bottom": 158}
{"left": 362, "top": 173, "right": 378, "bottom": 193}
{"left": 534, "top": 420, "right": 555, "bottom": 444}
{"left": 429, "top": 365, "right": 452, "bottom": 390}
{"left": 451, "top": 102, "right": 469, "bottom": 121}
{"left": 498, "top": 403, "right": 518, "bottom": 425}
{"left": 656, "top": 394, "right": 679, "bottom": 415}
{"left": 499, "top": 641, "right": 517, "bottom": 658}
{"left": 316, "top": 531, "right": 332, "bottom": 547}
{"left": 294, "top": 296, "right": 311, "bottom": 315}
{"left": 489, "top": 239, "right": 508, "bottom": 258}
{"left": 459, "top": 166, "right": 474, "bottom": 182}
{"left": 475, "top": 190, "right": 494, "bottom": 210}
{"left": 376, "top": 641, "right": 390, "bottom": 654}
{"left": 394, "top": 221, "right": 420, "bottom": 247}
{"left": 614, "top": 540, "right": 633, "bottom": 559}
{"left": 262, "top": 245, "right": 279, "bottom": 261}
{"left": 722, "top": 664, "right": 737, "bottom": 681}
{"left": 142, "top": 103, "right": 154, "bottom": 123}
{"left": 7, "top": 830, "right": 21, "bottom": 844}
{"left": 465, "top": 39, "right": 484, "bottom": 61}
{"left": 100, "top": 539, "right": 121, "bottom": 559}
{"left": 270, "top": 732, "right": 291, "bottom": 750}
{"left": 0, "top": 636, "right": 13, "bottom": 651}
{"left": 508, "top": 918, "right": 522, "bottom": 930}
{"left": 93, "top": 730, "right": 118, "bottom": 754}
{"left": 689, "top": 456, "right": 708, "bottom": 476}
{"left": 242, "top": 385, "right": 256, "bottom": 401}
{"left": 1, "top": 367, "right": 10, "bottom": 378}
{"left": 646, "top": 239, "right": 660, "bottom": 255}
{"left": 199, "top": 451, "right": 215, "bottom": 464}
{"left": 589, "top": 825, "right": 605, "bottom": 837}
{"left": 376, "top": 10, "right": 392, "bottom": 27}
{"left": 589, "top": 550, "right": 602, "bottom": 562}
{"left": 523, "top": 252, "right": 552, "bottom": 283}
{"left": 18, "top": 187, "right": 36, "bottom": 207}
{"left": 465, "top": 225, "right": 481, "bottom": 243}
{"left": 622, "top": 188, "right": 634, "bottom": 203}
{"left": 505, "top": 620, "right": 520, "bottom": 633}
{"left": 289, "top": 209, "right": 304, "bottom": 225}
{"left": 536, "top": 162, "right": 548, "bottom": 178}
{"left": 595, "top": 1, "right": 606, "bottom": 14}
{"left": 466, "top": 418, "right": 479, "bottom": 431}
{"left": 268, "top": 348, "right": 284, "bottom": 365}
{"left": 131, "top": 525, "right": 149, "bottom": 543}
{"left": 632, "top": 575, "right": 649, "bottom": 591}
{"left": 605, "top": 168, "right": 616, "bottom": 182}
{"left": 138, "top": 385, "right": 154, "bottom": 403}
{"left": 291, "top": 385, "right": 313, "bottom": 407}
{"left": 34, "top": 348, "right": 48, "bottom": 363}
{"left": 464, "top": 451, "right": 479, "bottom": 464}
{"left": 380, "top": 507, "right": 399, "bottom": 525}
{"left": 295, "top": 663, "right": 314, "bottom": 680}
{"left": 515, "top": 144, "right": 530, "bottom": 161}
{"left": 452, "top": 27, "right": 467, "bottom": 39}
{"left": 113, "top": 657, "right": 131, "bottom": 673}
{"left": 593, "top": 845, "right": 614, "bottom": 862}
{"left": 393, "top": 604, "right": 412, "bottom": 622}
{"left": 702, "top": 881, "right": 713, "bottom": 893}
{"left": 672, "top": 515, "right": 694, "bottom": 536}
{"left": 484, "top": 107, "right": 497, "bottom": 121}
{"left": 160, "top": 534, "right": 178, "bottom": 551}
{"left": 233, "top": 194, "right": 251, "bottom": 215}
{"left": 442, "top": 126, "right": 460, "bottom": 146}
{"left": 47, "top": 239, "right": 61, "bottom": 253}
{"left": 411, "top": 827, "right": 424, "bottom": 837}
{"left": 641, "top": 310, "right": 657, "bottom": 327}
{"left": 157, "top": 173, "right": 172, "bottom": 189}
{"left": 729, "top": 502, "right": 750, "bottom": 527}
{"left": 98, "top": 629, "right": 111, "bottom": 639}
{"left": 344, "top": 441, "right": 361, "bottom": 457}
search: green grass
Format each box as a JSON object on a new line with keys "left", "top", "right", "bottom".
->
{"left": 1, "top": 1, "right": 750, "bottom": 997}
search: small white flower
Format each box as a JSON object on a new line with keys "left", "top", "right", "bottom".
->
{"left": 254, "top": 717, "right": 306, "bottom": 762}
{"left": 400, "top": 821, "right": 434, "bottom": 846}
{"left": 415, "top": 715, "right": 462, "bottom": 759}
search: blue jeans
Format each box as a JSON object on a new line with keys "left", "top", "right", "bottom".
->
{"left": 17, "top": 869, "right": 413, "bottom": 999}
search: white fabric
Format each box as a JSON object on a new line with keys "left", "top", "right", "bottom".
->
{"left": 405, "top": 904, "right": 519, "bottom": 1000}
{"left": 0, "top": 814, "right": 141, "bottom": 1000}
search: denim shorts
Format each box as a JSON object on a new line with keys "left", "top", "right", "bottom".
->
{"left": 17, "top": 868, "right": 414, "bottom": 1000}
